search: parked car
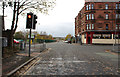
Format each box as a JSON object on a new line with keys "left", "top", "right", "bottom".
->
{"left": 13, "top": 39, "right": 20, "bottom": 44}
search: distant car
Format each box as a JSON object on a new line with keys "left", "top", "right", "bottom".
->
{"left": 64, "top": 41, "right": 68, "bottom": 43}
{"left": 64, "top": 40, "right": 71, "bottom": 43}
{"left": 14, "top": 39, "right": 20, "bottom": 44}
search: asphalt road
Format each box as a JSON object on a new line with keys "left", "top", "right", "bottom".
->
{"left": 25, "top": 41, "right": 119, "bottom": 75}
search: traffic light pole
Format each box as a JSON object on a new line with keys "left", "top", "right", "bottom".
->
{"left": 26, "top": 13, "right": 37, "bottom": 57}
{"left": 29, "top": 29, "right": 31, "bottom": 57}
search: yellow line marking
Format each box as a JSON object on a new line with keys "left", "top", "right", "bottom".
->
{"left": 105, "top": 50, "right": 118, "bottom": 55}
{"left": 23, "top": 57, "right": 42, "bottom": 75}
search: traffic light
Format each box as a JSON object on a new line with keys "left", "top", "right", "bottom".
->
{"left": 26, "top": 13, "right": 33, "bottom": 29}
{"left": 33, "top": 15, "right": 37, "bottom": 29}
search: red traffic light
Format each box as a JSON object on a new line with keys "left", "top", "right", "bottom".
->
{"left": 28, "top": 15, "right": 31, "bottom": 18}
{"left": 26, "top": 13, "right": 33, "bottom": 29}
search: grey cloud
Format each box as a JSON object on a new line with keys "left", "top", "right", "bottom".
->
{"left": 36, "top": 22, "right": 75, "bottom": 37}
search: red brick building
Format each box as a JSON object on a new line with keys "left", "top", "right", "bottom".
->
{"left": 75, "top": 0, "right": 120, "bottom": 44}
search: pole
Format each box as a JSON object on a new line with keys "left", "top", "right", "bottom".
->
{"left": 115, "top": 8, "right": 117, "bottom": 45}
{"left": 118, "top": 33, "right": 119, "bottom": 52}
{"left": 2, "top": 2, "right": 5, "bottom": 30}
{"left": 29, "top": 29, "right": 31, "bottom": 57}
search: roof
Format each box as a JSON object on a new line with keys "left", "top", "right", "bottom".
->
{"left": 85, "top": 0, "right": 120, "bottom": 2}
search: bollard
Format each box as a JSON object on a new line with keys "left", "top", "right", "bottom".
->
{"left": 40, "top": 42, "right": 46, "bottom": 52}
{"left": 43, "top": 42, "right": 46, "bottom": 50}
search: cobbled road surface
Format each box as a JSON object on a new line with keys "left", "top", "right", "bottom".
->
{"left": 25, "top": 41, "right": 119, "bottom": 75}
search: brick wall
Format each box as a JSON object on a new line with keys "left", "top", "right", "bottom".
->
{"left": 75, "top": 1, "right": 120, "bottom": 35}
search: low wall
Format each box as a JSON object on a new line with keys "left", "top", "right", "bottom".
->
{"left": 92, "top": 39, "right": 120, "bottom": 44}
{"left": 82, "top": 39, "right": 120, "bottom": 44}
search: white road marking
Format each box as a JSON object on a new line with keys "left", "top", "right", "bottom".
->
{"left": 38, "top": 60, "right": 87, "bottom": 63}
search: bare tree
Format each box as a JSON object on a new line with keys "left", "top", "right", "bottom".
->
{"left": 2, "top": 0, "right": 56, "bottom": 47}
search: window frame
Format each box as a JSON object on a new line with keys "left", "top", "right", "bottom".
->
{"left": 106, "top": 24, "right": 109, "bottom": 30}
{"left": 105, "top": 4, "right": 108, "bottom": 9}
{"left": 119, "top": 24, "right": 120, "bottom": 30}
{"left": 86, "top": 14, "right": 89, "bottom": 20}
{"left": 92, "top": 14, "right": 94, "bottom": 19}
{"left": 86, "top": 24, "right": 89, "bottom": 30}
{"left": 116, "top": 4, "right": 118, "bottom": 9}
{"left": 91, "top": 4, "right": 94, "bottom": 9}
{"left": 89, "top": 4, "right": 91, "bottom": 10}
{"left": 89, "top": 14, "right": 91, "bottom": 20}
{"left": 89, "top": 24, "right": 91, "bottom": 30}
{"left": 92, "top": 24, "right": 94, "bottom": 30}
{"left": 119, "top": 4, "right": 120, "bottom": 9}
{"left": 106, "top": 14, "right": 109, "bottom": 19}
{"left": 116, "top": 24, "right": 118, "bottom": 30}
{"left": 86, "top": 5, "right": 88, "bottom": 10}
{"left": 116, "top": 14, "right": 118, "bottom": 19}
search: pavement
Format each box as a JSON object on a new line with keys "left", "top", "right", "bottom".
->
{"left": 24, "top": 41, "right": 119, "bottom": 75}
{"left": 2, "top": 43, "right": 45, "bottom": 76}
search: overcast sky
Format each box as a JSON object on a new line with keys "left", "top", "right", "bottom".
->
{"left": 2, "top": 0, "right": 85, "bottom": 37}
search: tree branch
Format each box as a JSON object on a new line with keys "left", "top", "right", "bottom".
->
{"left": 11, "top": 2, "right": 17, "bottom": 31}
{"left": 19, "top": 5, "right": 40, "bottom": 14}
{"left": 13, "top": 2, "right": 20, "bottom": 34}
{"left": 19, "top": 0, "right": 29, "bottom": 9}
{"left": 23, "top": 2, "right": 37, "bottom": 7}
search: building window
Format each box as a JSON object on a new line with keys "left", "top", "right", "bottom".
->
{"left": 116, "top": 4, "right": 120, "bottom": 9}
{"left": 116, "top": 4, "right": 118, "bottom": 9}
{"left": 92, "top": 24, "right": 94, "bottom": 29}
{"left": 106, "top": 24, "right": 109, "bottom": 30}
{"left": 89, "top": 14, "right": 91, "bottom": 19}
{"left": 86, "top": 5, "right": 88, "bottom": 10}
{"left": 92, "top": 14, "right": 94, "bottom": 19}
{"left": 106, "top": 14, "right": 109, "bottom": 19}
{"left": 89, "top": 4, "right": 91, "bottom": 10}
{"left": 116, "top": 14, "right": 118, "bottom": 19}
{"left": 105, "top": 4, "right": 108, "bottom": 9}
{"left": 91, "top": 4, "right": 94, "bottom": 9}
{"left": 86, "top": 14, "right": 89, "bottom": 20}
{"left": 86, "top": 24, "right": 89, "bottom": 30}
{"left": 116, "top": 24, "right": 118, "bottom": 29}
{"left": 89, "top": 24, "right": 91, "bottom": 30}
{"left": 116, "top": 24, "right": 120, "bottom": 30}
{"left": 119, "top": 24, "right": 120, "bottom": 30}
{"left": 116, "top": 14, "right": 119, "bottom": 19}
{"left": 116, "top": 14, "right": 120, "bottom": 19}
{"left": 119, "top": 4, "right": 120, "bottom": 9}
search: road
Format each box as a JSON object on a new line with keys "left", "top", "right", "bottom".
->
{"left": 25, "top": 41, "right": 119, "bottom": 75}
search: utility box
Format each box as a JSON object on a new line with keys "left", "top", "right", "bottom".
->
{"left": 2, "top": 37, "right": 8, "bottom": 47}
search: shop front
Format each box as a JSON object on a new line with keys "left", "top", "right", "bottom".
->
{"left": 81, "top": 31, "right": 120, "bottom": 44}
